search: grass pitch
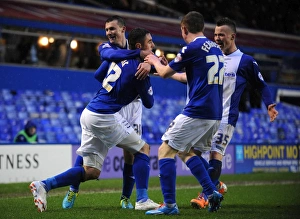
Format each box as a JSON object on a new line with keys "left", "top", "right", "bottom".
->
{"left": 0, "top": 172, "right": 299, "bottom": 219}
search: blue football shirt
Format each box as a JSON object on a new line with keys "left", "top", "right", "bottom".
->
{"left": 169, "top": 36, "right": 224, "bottom": 120}
{"left": 87, "top": 59, "right": 154, "bottom": 114}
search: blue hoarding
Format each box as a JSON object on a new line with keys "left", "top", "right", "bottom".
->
{"left": 235, "top": 144, "right": 300, "bottom": 173}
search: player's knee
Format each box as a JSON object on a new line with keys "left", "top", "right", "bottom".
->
{"left": 210, "top": 151, "right": 223, "bottom": 161}
{"left": 139, "top": 143, "right": 150, "bottom": 155}
{"left": 83, "top": 166, "right": 100, "bottom": 181}
{"left": 158, "top": 142, "right": 177, "bottom": 159}
{"left": 177, "top": 152, "right": 185, "bottom": 161}
{"left": 193, "top": 149, "right": 202, "bottom": 157}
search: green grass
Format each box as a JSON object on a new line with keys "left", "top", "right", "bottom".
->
{"left": 0, "top": 172, "right": 300, "bottom": 218}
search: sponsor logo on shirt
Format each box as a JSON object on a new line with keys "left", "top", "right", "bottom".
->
{"left": 224, "top": 72, "right": 236, "bottom": 77}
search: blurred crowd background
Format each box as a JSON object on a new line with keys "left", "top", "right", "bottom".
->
{"left": 56, "top": 0, "right": 300, "bottom": 35}
{"left": 1, "top": 0, "right": 299, "bottom": 85}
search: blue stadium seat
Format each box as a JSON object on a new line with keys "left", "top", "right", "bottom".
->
{"left": 56, "top": 133, "right": 68, "bottom": 143}
{"left": 45, "top": 132, "right": 57, "bottom": 143}
{"left": 1, "top": 89, "right": 299, "bottom": 144}
{"left": 63, "top": 125, "right": 73, "bottom": 133}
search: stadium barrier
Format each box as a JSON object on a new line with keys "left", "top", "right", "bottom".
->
{"left": 0, "top": 143, "right": 299, "bottom": 183}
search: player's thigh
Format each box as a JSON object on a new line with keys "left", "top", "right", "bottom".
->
{"left": 162, "top": 114, "right": 194, "bottom": 151}
{"left": 82, "top": 109, "right": 135, "bottom": 148}
{"left": 119, "top": 99, "right": 142, "bottom": 135}
{"left": 211, "top": 123, "right": 235, "bottom": 155}
{"left": 77, "top": 134, "right": 109, "bottom": 173}
{"left": 119, "top": 100, "right": 142, "bottom": 163}
{"left": 117, "top": 130, "right": 146, "bottom": 154}
{"left": 192, "top": 119, "right": 220, "bottom": 153}
{"left": 162, "top": 114, "right": 218, "bottom": 153}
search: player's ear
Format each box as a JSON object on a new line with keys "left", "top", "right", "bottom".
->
{"left": 181, "top": 26, "right": 188, "bottom": 35}
{"left": 183, "top": 26, "right": 188, "bottom": 35}
{"left": 135, "top": 43, "right": 142, "bottom": 49}
{"left": 122, "top": 26, "right": 126, "bottom": 33}
{"left": 231, "top": 33, "right": 236, "bottom": 40}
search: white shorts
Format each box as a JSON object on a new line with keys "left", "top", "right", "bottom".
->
{"left": 162, "top": 114, "right": 220, "bottom": 153}
{"left": 119, "top": 98, "right": 142, "bottom": 136}
{"left": 211, "top": 123, "right": 235, "bottom": 155}
{"left": 76, "top": 108, "right": 145, "bottom": 170}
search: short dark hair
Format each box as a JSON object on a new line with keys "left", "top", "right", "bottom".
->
{"left": 181, "top": 11, "right": 204, "bottom": 33}
{"left": 216, "top": 17, "right": 237, "bottom": 33}
{"left": 128, "top": 28, "right": 150, "bottom": 49}
{"left": 105, "top": 15, "right": 126, "bottom": 27}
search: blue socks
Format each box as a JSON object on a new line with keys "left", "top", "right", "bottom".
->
{"left": 186, "top": 156, "right": 216, "bottom": 196}
{"left": 208, "top": 159, "right": 222, "bottom": 186}
{"left": 74, "top": 155, "right": 83, "bottom": 167}
{"left": 67, "top": 155, "right": 136, "bottom": 199}
{"left": 133, "top": 152, "right": 150, "bottom": 201}
{"left": 69, "top": 155, "right": 84, "bottom": 192}
{"left": 199, "top": 155, "right": 209, "bottom": 170}
{"left": 122, "top": 163, "right": 135, "bottom": 199}
{"left": 159, "top": 158, "right": 176, "bottom": 205}
{"left": 42, "top": 166, "right": 85, "bottom": 192}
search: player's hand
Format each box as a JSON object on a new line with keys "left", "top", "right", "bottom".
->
{"left": 144, "top": 54, "right": 160, "bottom": 65}
{"left": 159, "top": 55, "right": 168, "bottom": 65}
{"left": 135, "top": 62, "right": 151, "bottom": 80}
{"left": 140, "top": 50, "right": 153, "bottom": 59}
{"left": 267, "top": 103, "right": 278, "bottom": 122}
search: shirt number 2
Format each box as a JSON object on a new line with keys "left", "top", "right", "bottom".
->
{"left": 206, "top": 55, "right": 224, "bottom": 85}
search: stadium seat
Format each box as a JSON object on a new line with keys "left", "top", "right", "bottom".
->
{"left": 1, "top": 89, "right": 299, "bottom": 144}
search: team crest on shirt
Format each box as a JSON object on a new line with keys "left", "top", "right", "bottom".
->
{"left": 102, "top": 43, "right": 111, "bottom": 49}
{"left": 258, "top": 72, "right": 264, "bottom": 81}
{"left": 174, "top": 53, "right": 182, "bottom": 62}
{"left": 148, "top": 86, "right": 153, "bottom": 95}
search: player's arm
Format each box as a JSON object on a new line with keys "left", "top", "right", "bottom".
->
{"left": 98, "top": 43, "right": 140, "bottom": 61}
{"left": 144, "top": 54, "right": 176, "bottom": 78}
{"left": 100, "top": 47, "right": 140, "bottom": 61}
{"left": 247, "top": 57, "right": 278, "bottom": 122}
{"left": 260, "top": 86, "right": 278, "bottom": 122}
{"left": 136, "top": 54, "right": 168, "bottom": 80}
{"left": 99, "top": 43, "right": 150, "bottom": 80}
{"left": 170, "top": 72, "right": 187, "bottom": 84}
{"left": 135, "top": 77, "right": 154, "bottom": 109}
{"left": 94, "top": 60, "right": 110, "bottom": 83}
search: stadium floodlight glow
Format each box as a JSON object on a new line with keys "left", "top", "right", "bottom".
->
{"left": 38, "top": 36, "right": 49, "bottom": 46}
{"left": 166, "top": 53, "right": 176, "bottom": 59}
{"left": 70, "top": 39, "right": 78, "bottom": 50}
{"left": 155, "top": 49, "right": 162, "bottom": 57}
{"left": 48, "top": 37, "right": 55, "bottom": 43}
